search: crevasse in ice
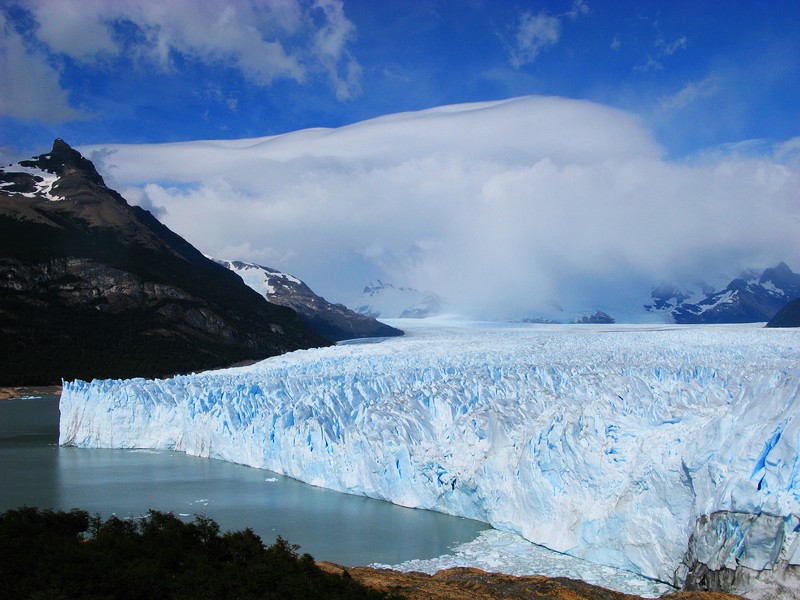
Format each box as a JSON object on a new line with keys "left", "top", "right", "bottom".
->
{"left": 59, "top": 321, "right": 800, "bottom": 585}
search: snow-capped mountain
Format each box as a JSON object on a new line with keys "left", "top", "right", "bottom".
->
{"left": 60, "top": 321, "right": 800, "bottom": 599}
{"left": 0, "top": 140, "right": 329, "bottom": 385}
{"left": 645, "top": 283, "right": 712, "bottom": 313}
{"left": 352, "top": 280, "right": 442, "bottom": 318}
{"left": 215, "top": 260, "right": 402, "bottom": 341}
{"left": 646, "top": 262, "right": 800, "bottom": 324}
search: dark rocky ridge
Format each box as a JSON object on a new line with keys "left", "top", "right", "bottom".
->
{"left": 766, "top": 298, "right": 800, "bottom": 328}
{"left": 0, "top": 139, "right": 330, "bottom": 385}
{"left": 216, "top": 260, "right": 403, "bottom": 342}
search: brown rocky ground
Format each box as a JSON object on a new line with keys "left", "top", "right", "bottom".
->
{"left": 0, "top": 385, "right": 61, "bottom": 399}
{"left": 318, "top": 563, "right": 747, "bottom": 600}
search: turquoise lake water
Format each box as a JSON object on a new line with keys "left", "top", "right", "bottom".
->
{"left": 0, "top": 395, "right": 489, "bottom": 566}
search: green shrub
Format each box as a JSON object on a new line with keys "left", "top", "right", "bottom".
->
{"left": 0, "top": 507, "right": 396, "bottom": 600}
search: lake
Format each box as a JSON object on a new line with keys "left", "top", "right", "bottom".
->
{"left": 0, "top": 394, "right": 489, "bottom": 566}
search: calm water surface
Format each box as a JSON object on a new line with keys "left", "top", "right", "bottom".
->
{"left": 0, "top": 395, "right": 489, "bottom": 566}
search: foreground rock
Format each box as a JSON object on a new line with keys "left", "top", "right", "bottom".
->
{"left": 0, "top": 140, "right": 330, "bottom": 385}
{"left": 318, "top": 564, "right": 747, "bottom": 600}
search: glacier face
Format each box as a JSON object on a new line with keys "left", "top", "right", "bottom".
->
{"left": 59, "top": 321, "right": 800, "bottom": 588}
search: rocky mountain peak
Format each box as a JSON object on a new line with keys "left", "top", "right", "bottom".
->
{"left": 1, "top": 141, "right": 330, "bottom": 384}
{"left": 760, "top": 260, "right": 799, "bottom": 288}
{"left": 19, "top": 138, "right": 106, "bottom": 187}
{"left": 648, "top": 261, "right": 800, "bottom": 324}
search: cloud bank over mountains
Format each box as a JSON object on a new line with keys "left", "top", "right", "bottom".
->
{"left": 85, "top": 96, "right": 800, "bottom": 320}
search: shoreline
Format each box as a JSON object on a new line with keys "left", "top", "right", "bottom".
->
{"left": 317, "top": 563, "right": 746, "bottom": 600}
{"left": 0, "top": 386, "right": 62, "bottom": 400}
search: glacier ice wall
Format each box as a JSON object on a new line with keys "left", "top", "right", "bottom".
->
{"left": 60, "top": 322, "right": 800, "bottom": 586}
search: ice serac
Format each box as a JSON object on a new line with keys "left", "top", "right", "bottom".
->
{"left": 59, "top": 322, "right": 800, "bottom": 598}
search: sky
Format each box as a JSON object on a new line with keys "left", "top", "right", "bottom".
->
{"left": 1, "top": 0, "right": 799, "bottom": 319}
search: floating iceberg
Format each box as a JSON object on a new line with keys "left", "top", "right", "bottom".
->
{"left": 60, "top": 321, "right": 800, "bottom": 596}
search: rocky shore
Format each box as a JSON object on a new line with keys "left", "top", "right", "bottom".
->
{"left": 0, "top": 386, "right": 61, "bottom": 400}
{"left": 318, "top": 563, "right": 748, "bottom": 600}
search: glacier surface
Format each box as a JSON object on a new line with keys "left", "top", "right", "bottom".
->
{"left": 60, "top": 320, "right": 800, "bottom": 589}
{"left": 374, "top": 529, "right": 675, "bottom": 597}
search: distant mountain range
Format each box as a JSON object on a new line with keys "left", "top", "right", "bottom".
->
{"left": 2, "top": 141, "right": 793, "bottom": 387}
{"left": 572, "top": 310, "right": 616, "bottom": 324}
{"left": 353, "top": 280, "right": 443, "bottom": 319}
{"left": 353, "top": 264, "right": 800, "bottom": 325}
{"left": 215, "top": 260, "right": 402, "bottom": 341}
{"left": 645, "top": 262, "right": 800, "bottom": 324}
{"left": 0, "top": 140, "right": 331, "bottom": 385}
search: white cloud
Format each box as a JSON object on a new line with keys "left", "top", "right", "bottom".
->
{"left": 656, "top": 35, "right": 688, "bottom": 56}
{"left": 510, "top": 11, "right": 562, "bottom": 67}
{"left": 635, "top": 33, "right": 689, "bottom": 73}
{"left": 659, "top": 74, "right": 721, "bottom": 109}
{"left": 29, "top": 0, "right": 118, "bottom": 61}
{"left": 81, "top": 96, "right": 800, "bottom": 320}
{"left": 566, "top": 0, "right": 590, "bottom": 20}
{"left": 311, "top": 0, "right": 362, "bottom": 100}
{"left": 634, "top": 57, "right": 663, "bottom": 73}
{"left": 9, "top": 0, "right": 360, "bottom": 97}
{"left": 119, "top": 185, "right": 167, "bottom": 219}
{"left": 775, "top": 137, "right": 800, "bottom": 166}
{"left": 509, "top": 2, "right": 590, "bottom": 68}
{"left": 28, "top": 0, "right": 306, "bottom": 82}
{"left": 0, "top": 12, "right": 87, "bottom": 122}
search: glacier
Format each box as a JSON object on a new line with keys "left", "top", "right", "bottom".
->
{"left": 59, "top": 320, "right": 800, "bottom": 596}
{"left": 374, "top": 529, "right": 676, "bottom": 597}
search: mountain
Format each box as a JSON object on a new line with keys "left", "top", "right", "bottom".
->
{"left": 0, "top": 139, "right": 330, "bottom": 385}
{"left": 766, "top": 298, "right": 800, "bottom": 328}
{"left": 353, "top": 280, "right": 442, "bottom": 319}
{"left": 645, "top": 283, "right": 712, "bottom": 313}
{"left": 645, "top": 262, "right": 800, "bottom": 324}
{"left": 572, "top": 310, "right": 615, "bottom": 324}
{"left": 214, "top": 259, "right": 403, "bottom": 342}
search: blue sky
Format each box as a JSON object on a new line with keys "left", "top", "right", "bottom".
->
{"left": 1, "top": 1, "right": 799, "bottom": 318}
{"left": 2, "top": 0, "right": 798, "bottom": 160}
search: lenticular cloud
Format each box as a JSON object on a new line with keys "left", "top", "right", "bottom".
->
{"left": 84, "top": 96, "right": 800, "bottom": 319}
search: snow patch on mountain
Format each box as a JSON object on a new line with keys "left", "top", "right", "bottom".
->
{"left": 59, "top": 321, "right": 800, "bottom": 597}
{"left": 214, "top": 259, "right": 301, "bottom": 299}
{"left": 0, "top": 162, "right": 59, "bottom": 200}
{"left": 214, "top": 259, "right": 403, "bottom": 341}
